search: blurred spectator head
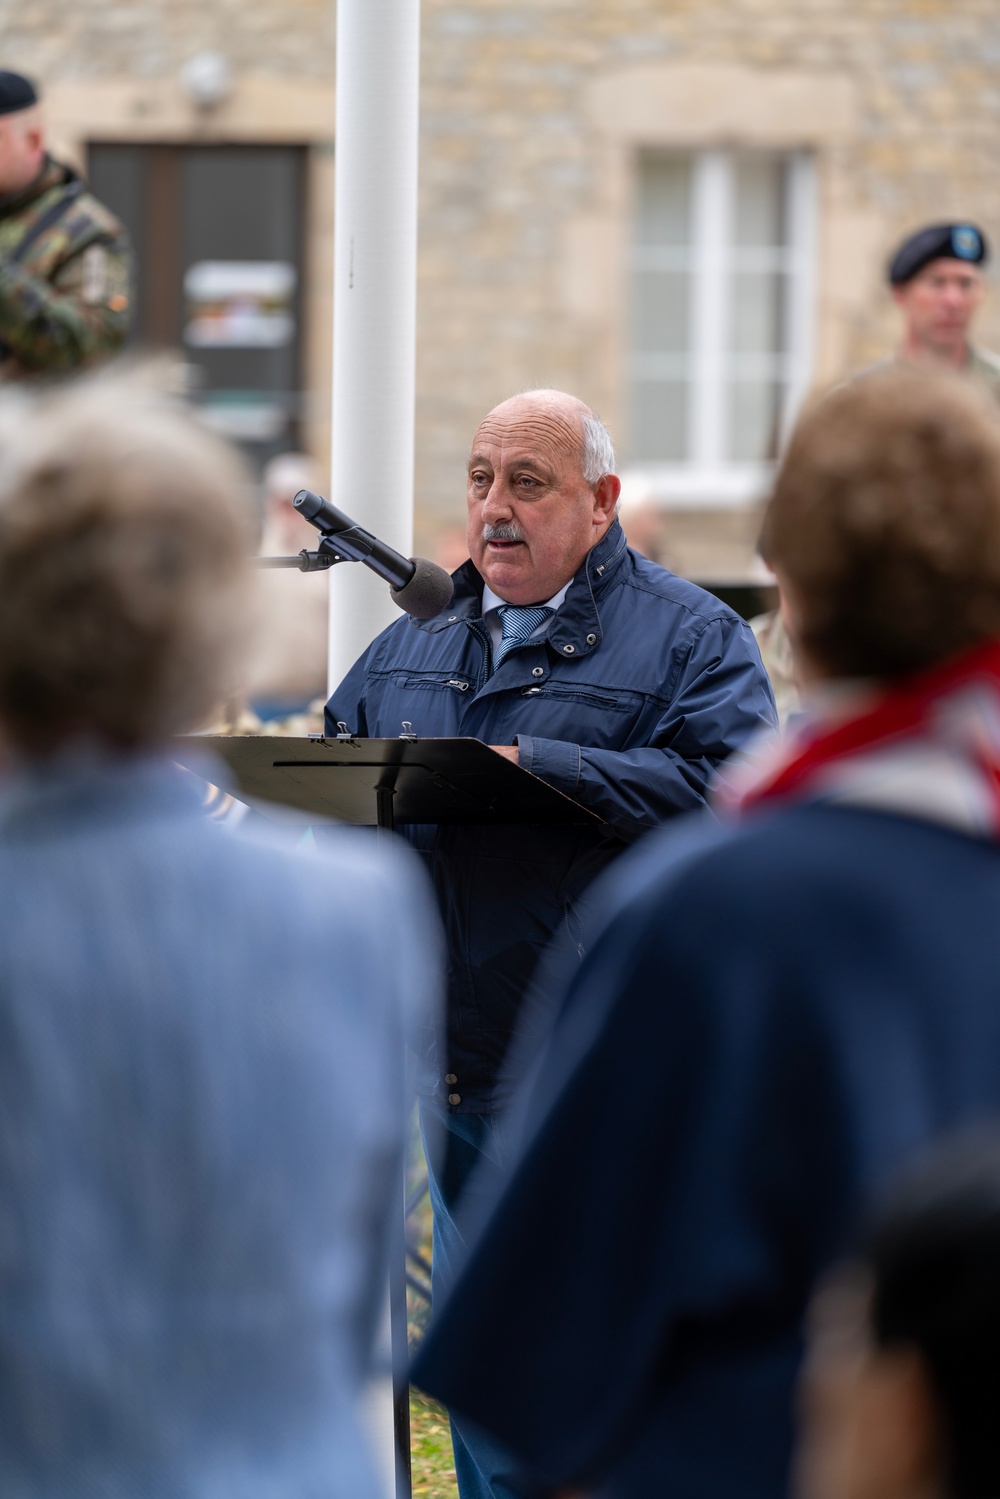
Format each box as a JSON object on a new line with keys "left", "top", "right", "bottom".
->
{"left": 260, "top": 450, "right": 322, "bottom": 551}
{"left": 760, "top": 369, "right": 1000, "bottom": 682}
{"left": 617, "top": 472, "right": 665, "bottom": 563}
{"left": 0, "top": 367, "right": 252, "bottom": 755}
{"left": 797, "top": 1132, "right": 1000, "bottom": 1499}
{"left": 0, "top": 71, "right": 44, "bottom": 197}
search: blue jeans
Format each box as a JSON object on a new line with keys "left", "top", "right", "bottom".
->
{"left": 419, "top": 1101, "right": 547, "bottom": 1499}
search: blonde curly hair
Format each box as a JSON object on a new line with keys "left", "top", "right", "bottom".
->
{"left": 0, "top": 369, "right": 253, "bottom": 754}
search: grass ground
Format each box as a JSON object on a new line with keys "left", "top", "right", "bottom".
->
{"left": 410, "top": 1387, "right": 458, "bottom": 1497}
{"left": 407, "top": 1129, "right": 459, "bottom": 1499}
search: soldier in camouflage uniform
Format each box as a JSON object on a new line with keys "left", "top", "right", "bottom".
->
{"left": 861, "top": 221, "right": 1000, "bottom": 403}
{"left": 751, "top": 222, "right": 1000, "bottom": 725}
{"left": 0, "top": 71, "right": 130, "bottom": 378}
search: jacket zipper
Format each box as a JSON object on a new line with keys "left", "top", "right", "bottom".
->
{"left": 466, "top": 619, "right": 493, "bottom": 688}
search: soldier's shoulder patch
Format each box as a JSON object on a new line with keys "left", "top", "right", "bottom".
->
{"left": 81, "top": 243, "right": 108, "bottom": 305}
{"left": 80, "top": 241, "right": 130, "bottom": 313}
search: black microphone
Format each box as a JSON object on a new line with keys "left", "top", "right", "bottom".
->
{"left": 293, "top": 489, "right": 454, "bottom": 620}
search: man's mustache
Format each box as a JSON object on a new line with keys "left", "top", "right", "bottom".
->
{"left": 482, "top": 523, "right": 526, "bottom": 543}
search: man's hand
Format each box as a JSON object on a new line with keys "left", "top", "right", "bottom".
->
{"left": 491, "top": 744, "right": 519, "bottom": 764}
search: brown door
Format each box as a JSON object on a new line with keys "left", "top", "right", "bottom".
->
{"left": 87, "top": 143, "right": 306, "bottom": 471}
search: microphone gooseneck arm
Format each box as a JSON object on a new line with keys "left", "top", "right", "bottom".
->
{"left": 293, "top": 489, "right": 416, "bottom": 591}
{"left": 288, "top": 488, "right": 455, "bottom": 620}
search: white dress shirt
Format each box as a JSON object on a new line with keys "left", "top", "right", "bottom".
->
{"left": 481, "top": 580, "right": 571, "bottom": 651}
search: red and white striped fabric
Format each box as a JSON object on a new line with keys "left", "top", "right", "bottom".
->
{"left": 714, "top": 637, "right": 1000, "bottom": 837}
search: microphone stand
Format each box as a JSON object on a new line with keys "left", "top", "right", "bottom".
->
{"left": 255, "top": 551, "right": 341, "bottom": 572}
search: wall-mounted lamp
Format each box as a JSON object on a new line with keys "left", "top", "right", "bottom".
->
{"left": 180, "top": 52, "right": 232, "bottom": 111}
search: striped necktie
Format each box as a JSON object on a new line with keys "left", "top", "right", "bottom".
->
{"left": 493, "top": 604, "right": 554, "bottom": 670}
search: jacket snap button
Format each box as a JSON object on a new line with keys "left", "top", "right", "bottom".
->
{"left": 562, "top": 643, "right": 575, "bottom": 655}
{"left": 448, "top": 615, "right": 458, "bottom": 622}
{"left": 531, "top": 666, "right": 544, "bottom": 678}
{"left": 586, "top": 633, "right": 597, "bottom": 645}
{"left": 445, "top": 1073, "right": 457, "bottom": 1084}
{"left": 448, "top": 1092, "right": 462, "bottom": 1106}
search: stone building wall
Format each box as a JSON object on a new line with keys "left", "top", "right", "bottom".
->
{"left": 2, "top": 0, "right": 1000, "bottom": 571}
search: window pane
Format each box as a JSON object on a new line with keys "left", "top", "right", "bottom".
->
{"left": 731, "top": 270, "right": 786, "bottom": 355}
{"left": 630, "top": 155, "right": 693, "bottom": 461}
{"left": 632, "top": 380, "right": 688, "bottom": 463}
{"left": 728, "top": 379, "right": 783, "bottom": 462}
{"left": 636, "top": 156, "right": 691, "bottom": 246}
{"left": 727, "top": 156, "right": 790, "bottom": 462}
{"left": 631, "top": 269, "right": 689, "bottom": 354}
{"left": 733, "top": 156, "right": 786, "bottom": 247}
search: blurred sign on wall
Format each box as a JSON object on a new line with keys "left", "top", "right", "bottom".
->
{"left": 87, "top": 143, "right": 306, "bottom": 470}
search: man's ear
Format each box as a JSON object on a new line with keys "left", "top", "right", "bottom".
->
{"left": 593, "top": 473, "right": 620, "bottom": 524}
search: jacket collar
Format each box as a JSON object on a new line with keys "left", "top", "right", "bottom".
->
{"left": 0, "top": 155, "right": 76, "bottom": 218}
{"left": 412, "top": 518, "right": 630, "bottom": 664}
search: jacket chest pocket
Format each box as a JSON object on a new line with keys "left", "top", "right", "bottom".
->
{"left": 372, "top": 671, "right": 473, "bottom": 694}
{"left": 401, "top": 676, "right": 471, "bottom": 693}
{"left": 516, "top": 682, "right": 643, "bottom": 748}
{"left": 521, "top": 686, "right": 624, "bottom": 711}
{"left": 366, "top": 670, "right": 473, "bottom": 736}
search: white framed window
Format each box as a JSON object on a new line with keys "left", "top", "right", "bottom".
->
{"left": 627, "top": 149, "right": 816, "bottom": 506}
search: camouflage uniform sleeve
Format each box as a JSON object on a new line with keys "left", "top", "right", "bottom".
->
{"left": 0, "top": 229, "right": 132, "bottom": 373}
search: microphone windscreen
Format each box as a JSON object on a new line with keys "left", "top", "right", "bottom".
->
{"left": 390, "top": 556, "right": 455, "bottom": 619}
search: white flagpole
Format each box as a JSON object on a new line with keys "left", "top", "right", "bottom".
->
{"left": 328, "top": 0, "right": 421, "bottom": 697}
{"left": 329, "top": 8, "right": 422, "bottom": 1495}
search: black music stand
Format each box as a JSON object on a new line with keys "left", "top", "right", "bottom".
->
{"left": 180, "top": 733, "right": 605, "bottom": 835}
{"left": 172, "top": 734, "right": 605, "bottom": 1496}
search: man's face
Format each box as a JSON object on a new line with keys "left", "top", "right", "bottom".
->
{"left": 0, "top": 109, "right": 44, "bottom": 197}
{"left": 894, "top": 259, "right": 985, "bottom": 354}
{"left": 466, "top": 397, "right": 618, "bottom": 605}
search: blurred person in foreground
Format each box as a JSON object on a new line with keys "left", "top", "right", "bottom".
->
{"left": 413, "top": 369, "right": 1000, "bottom": 1499}
{"left": 797, "top": 1131, "right": 1000, "bottom": 1499}
{"left": 245, "top": 450, "right": 328, "bottom": 721}
{"left": 0, "top": 70, "right": 130, "bottom": 378}
{"left": 0, "top": 372, "right": 439, "bottom": 1497}
{"left": 328, "top": 385, "right": 775, "bottom": 1497}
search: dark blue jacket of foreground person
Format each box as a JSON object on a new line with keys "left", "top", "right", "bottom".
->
{"left": 0, "top": 752, "right": 438, "bottom": 1499}
{"left": 414, "top": 803, "right": 1000, "bottom": 1499}
{"left": 326, "top": 519, "right": 775, "bottom": 1112}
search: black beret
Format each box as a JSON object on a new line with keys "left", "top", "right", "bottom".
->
{"left": 0, "top": 71, "right": 37, "bottom": 117}
{"left": 889, "top": 222, "right": 989, "bottom": 285}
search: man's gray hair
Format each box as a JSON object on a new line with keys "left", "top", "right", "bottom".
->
{"left": 581, "top": 412, "right": 616, "bottom": 484}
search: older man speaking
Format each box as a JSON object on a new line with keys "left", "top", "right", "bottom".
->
{"left": 326, "top": 389, "right": 774, "bottom": 1496}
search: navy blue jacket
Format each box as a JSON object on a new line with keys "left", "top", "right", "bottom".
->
{"left": 413, "top": 804, "right": 1000, "bottom": 1498}
{"left": 326, "top": 520, "right": 775, "bottom": 1110}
